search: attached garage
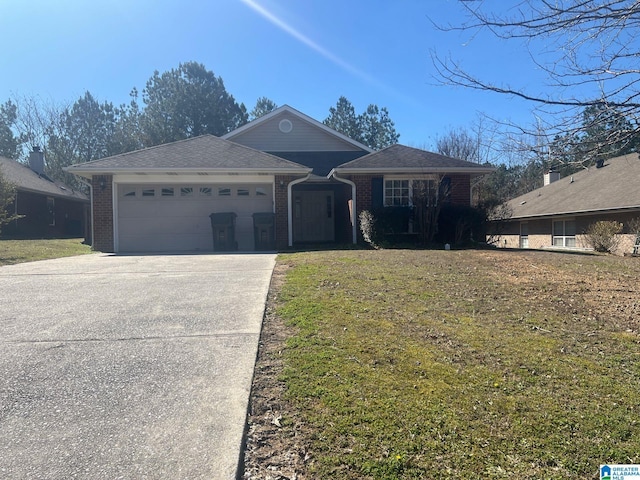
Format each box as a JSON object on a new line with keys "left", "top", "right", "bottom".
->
{"left": 65, "top": 135, "right": 311, "bottom": 253}
{"left": 116, "top": 182, "right": 274, "bottom": 252}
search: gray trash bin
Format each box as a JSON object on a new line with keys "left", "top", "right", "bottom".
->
{"left": 252, "top": 212, "right": 275, "bottom": 251}
{"left": 209, "top": 212, "right": 237, "bottom": 251}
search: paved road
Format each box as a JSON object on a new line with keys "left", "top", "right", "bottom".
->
{"left": 0, "top": 253, "right": 276, "bottom": 480}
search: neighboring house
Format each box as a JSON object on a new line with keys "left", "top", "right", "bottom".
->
{"left": 489, "top": 153, "right": 640, "bottom": 255}
{"left": 66, "top": 105, "right": 494, "bottom": 253}
{"left": 1, "top": 149, "right": 89, "bottom": 239}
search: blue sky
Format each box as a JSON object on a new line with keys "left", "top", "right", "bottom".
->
{"left": 0, "top": 0, "right": 546, "bottom": 151}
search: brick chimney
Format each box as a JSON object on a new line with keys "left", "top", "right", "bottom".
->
{"left": 29, "top": 146, "right": 45, "bottom": 175}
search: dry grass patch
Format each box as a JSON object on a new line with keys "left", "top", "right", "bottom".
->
{"left": 244, "top": 249, "right": 640, "bottom": 479}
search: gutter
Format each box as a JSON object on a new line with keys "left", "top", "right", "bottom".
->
{"left": 506, "top": 204, "right": 640, "bottom": 222}
{"left": 328, "top": 170, "right": 357, "bottom": 244}
{"left": 332, "top": 166, "right": 496, "bottom": 175}
{"left": 65, "top": 167, "right": 312, "bottom": 178}
{"left": 287, "top": 174, "right": 312, "bottom": 247}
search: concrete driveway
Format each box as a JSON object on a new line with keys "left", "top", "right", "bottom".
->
{"left": 0, "top": 253, "right": 276, "bottom": 480}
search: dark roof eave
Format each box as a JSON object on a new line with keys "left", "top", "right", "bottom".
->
{"left": 16, "top": 186, "right": 89, "bottom": 202}
{"left": 330, "top": 166, "right": 496, "bottom": 176}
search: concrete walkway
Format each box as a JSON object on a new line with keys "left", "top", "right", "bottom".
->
{"left": 0, "top": 253, "right": 276, "bottom": 480}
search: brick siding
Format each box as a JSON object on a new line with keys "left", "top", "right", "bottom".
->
{"left": 448, "top": 174, "right": 471, "bottom": 205}
{"left": 91, "top": 175, "right": 114, "bottom": 252}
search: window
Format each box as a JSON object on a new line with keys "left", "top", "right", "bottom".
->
{"left": 218, "top": 187, "right": 231, "bottom": 196}
{"left": 384, "top": 179, "right": 409, "bottom": 206}
{"left": 237, "top": 188, "right": 250, "bottom": 196}
{"left": 180, "top": 187, "right": 194, "bottom": 197}
{"left": 553, "top": 219, "right": 576, "bottom": 247}
{"left": 161, "top": 187, "right": 174, "bottom": 197}
{"left": 47, "top": 197, "right": 55, "bottom": 226}
{"left": 142, "top": 188, "right": 155, "bottom": 197}
{"left": 411, "top": 179, "right": 437, "bottom": 205}
{"left": 256, "top": 187, "right": 267, "bottom": 196}
{"left": 123, "top": 189, "right": 136, "bottom": 197}
{"left": 384, "top": 178, "right": 438, "bottom": 207}
{"left": 199, "top": 187, "right": 212, "bottom": 196}
{"left": 520, "top": 222, "right": 529, "bottom": 248}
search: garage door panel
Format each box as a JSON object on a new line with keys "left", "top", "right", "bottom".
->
{"left": 117, "top": 184, "right": 273, "bottom": 252}
{"left": 119, "top": 233, "right": 212, "bottom": 252}
{"left": 118, "top": 216, "right": 211, "bottom": 235}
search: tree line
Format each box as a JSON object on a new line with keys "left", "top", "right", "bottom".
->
{"left": 0, "top": 61, "right": 399, "bottom": 189}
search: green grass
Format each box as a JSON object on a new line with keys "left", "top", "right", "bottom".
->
{"left": 0, "top": 238, "right": 93, "bottom": 266}
{"left": 275, "top": 249, "right": 640, "bottom": 479}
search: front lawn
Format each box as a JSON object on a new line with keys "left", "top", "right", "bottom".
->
{"left": 0, "top": 238, "right": 93, "bottom": 266}
{"left": 247, "top": 249, "right": 640, "bottom": 479}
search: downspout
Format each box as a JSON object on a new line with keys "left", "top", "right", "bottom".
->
{"left": 330, "top": 171, "right": 357, "bottom": 245}
{"left": 288, "top": 174, "right": 311, "bottom": 247}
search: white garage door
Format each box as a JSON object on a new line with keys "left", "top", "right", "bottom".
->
{"left": 117, "top": 183, "right": 273, "bottom": 252}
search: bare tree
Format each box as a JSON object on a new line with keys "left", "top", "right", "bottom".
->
{"left": 431, "top": 1, "right": 640, "bottom": 164}
{"left": 412, "top": 176, "right": 449, "bottom": 245}
{"left": 436, "top": 128, "right": 479, "bottom": 163}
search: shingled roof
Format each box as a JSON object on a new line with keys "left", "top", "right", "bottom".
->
{"left": 330, "top": 144, "right": 495, "bottom": 175}
{"left": 66, "top": 135, "right": 311, "bottom": 177}
{"left": 507, "top": 153, "right": 640, "bottom": 219}
{"left": 0, "top": 156, "right": 88, "bottom": 201}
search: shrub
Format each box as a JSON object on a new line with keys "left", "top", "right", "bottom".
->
{"left": 358, "top": 210, "right": 380, "bottom": 249}
{"left": 0, "top": 166, "right": 22, "bottom": 236}
{"left": 584, "top": 220, "right": 623, "bottom": 253}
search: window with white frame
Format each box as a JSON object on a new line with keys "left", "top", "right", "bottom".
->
{"left": 384, "top": 178, "right": 437, "bottom": 207}
{"left": 384, "top": 179, "right": 409, "bottom": 206}
{"left": 520, "top": 222, "right": 529, "bottom": 248}
{"left": 553, "top": 219, "right": 576, "bottom": 247}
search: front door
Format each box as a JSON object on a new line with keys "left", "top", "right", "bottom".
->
{"left": 293, "top": 191, "right": 335, "bottom": 242}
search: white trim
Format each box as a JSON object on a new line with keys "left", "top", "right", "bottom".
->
{"left": 287, "top": 174, "right": 312, "bottom": 246}
{"left": 112, "top": 178, "right": 119, "bottom": 252}
{"left": 223, "top": 105, "right": 374, "bottom": 153}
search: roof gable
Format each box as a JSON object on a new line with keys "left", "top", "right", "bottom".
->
{"left": 0, "top": 157, "right": 88, "bottom": 201}
{"left": 331, "top": 144, "right": 495, "bottom": 174}
{"left": 222, "top": 105, "right": 373, "bottom": 153}
{"left": 507, "top": 153, "right": 640, "bottom": 218}
{"left": 65, "top": 135, "right": 311, "bottom": 177}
